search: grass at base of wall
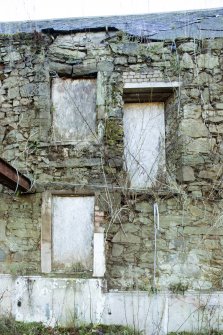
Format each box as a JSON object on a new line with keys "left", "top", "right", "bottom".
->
{"left": 0, "top": 318, "right": 141, "bottom": 335}
{"left": 168, "top": 332, "right": 223, "bottom": 335}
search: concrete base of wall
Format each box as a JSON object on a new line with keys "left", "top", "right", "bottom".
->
{"left": 0, "top": 275, "right": 223, "bottom": 334}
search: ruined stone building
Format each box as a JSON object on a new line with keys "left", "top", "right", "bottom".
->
{"left": 0, "top": 7, "right": 223, "bottom": 334}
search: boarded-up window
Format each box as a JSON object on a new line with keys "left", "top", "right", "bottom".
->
{"left": 123, "top": 102, "right": 165, "bottom": 188}
{"left": 52, "top": 78, "right": 96, "bottom": 142}
{"left": 52, "top": 196, "right": 95, "bottom": 271}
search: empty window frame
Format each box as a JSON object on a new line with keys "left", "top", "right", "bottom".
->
{"left": 123, "top": 102, "right": 165, "bottom": 188}
{"left": 51, "top": 78, "right": 97, "bottom": 142}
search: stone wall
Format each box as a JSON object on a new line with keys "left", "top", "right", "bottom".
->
{"left": 0, "top": 193, "right": 41, "bottom": 274}
{"left": 0, "top": 31, "right": 222, "bottom": 293}
{"left": 0, "top": 33, "right": 51, "bottom": 183}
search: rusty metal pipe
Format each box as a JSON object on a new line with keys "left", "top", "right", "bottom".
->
{"left": 0, "top": 157, "right": 33, "bottom": 192}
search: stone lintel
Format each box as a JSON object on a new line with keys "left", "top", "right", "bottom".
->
{"left": 124, "top": 81, "right": 181, "bottom": 89}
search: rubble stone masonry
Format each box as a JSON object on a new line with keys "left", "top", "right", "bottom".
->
{"left": 0, "top": 31, "right": 223, "bottom": 292}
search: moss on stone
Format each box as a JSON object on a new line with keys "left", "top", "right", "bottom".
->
{"left": 105, "top": 119, "right": 123, "bottom": 146}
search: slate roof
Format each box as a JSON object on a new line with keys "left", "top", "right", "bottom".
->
{"left": 0, "top": 7, "right": 223, "bottom": 40}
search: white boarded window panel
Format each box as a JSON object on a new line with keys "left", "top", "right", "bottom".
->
{"left": 123, "top": 102, "right": 165, "bottom": 188}
{"left": 52, "top": 196, "right": 95, "bottom": 271}
{"left": 52, "top": 78, "right": 96, "bottom": 141}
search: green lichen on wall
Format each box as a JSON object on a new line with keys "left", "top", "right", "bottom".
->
{"left": 0, "top": 193, "right": 42, "bottom": 275}
{"left": 105, "top": 119, "right": 123, "bottom": 144}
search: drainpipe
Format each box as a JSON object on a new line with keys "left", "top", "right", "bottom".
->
{"left": 153, "top": 202, "right": 160, "bottom": 289}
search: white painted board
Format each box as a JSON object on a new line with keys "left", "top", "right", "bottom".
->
{"left": 52, "top": 78, "right": 96, "bottom": 142}
{"left": 52, "top": 196, "right": 95, "bottom": 271}
{"left": 123, "top": 102, "right": 165, "bottom": 188}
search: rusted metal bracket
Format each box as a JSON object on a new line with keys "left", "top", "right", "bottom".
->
{"left": 0, "top": 157, "right": 33, "bottom": 193}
